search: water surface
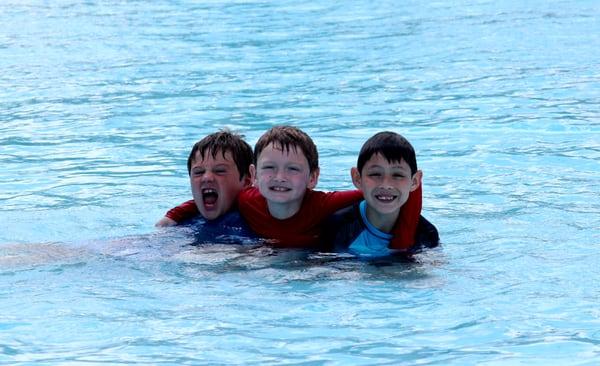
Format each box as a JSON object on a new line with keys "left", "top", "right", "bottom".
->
{"left": 1, "top": 0, "right": 599, "bottom": 364}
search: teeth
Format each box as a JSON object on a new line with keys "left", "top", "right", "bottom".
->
{"left": 271, "top": 186, "right": 289, "bottom": 192}
{"left": 202, "top": 188, "right": 218, "bottom": 205}
{"left": 376, "top": 195, "right": 396, "bottom": 201}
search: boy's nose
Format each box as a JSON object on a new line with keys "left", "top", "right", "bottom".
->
{"left": 273, "top": 170, "right": 287, "bottom": 181}
{"left": 381, "top": 175, "right": 395, "bottom": 188}
{"left": 202, "top": 171, "right": 215, "bottom": 182}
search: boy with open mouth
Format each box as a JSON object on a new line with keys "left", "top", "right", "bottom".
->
{"left": 156, "top": 129, "right": 257, "bottom": 243}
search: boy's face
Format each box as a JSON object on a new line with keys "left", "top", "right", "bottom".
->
{"left": 253, "top": 143, "right": 318, "bottom": 207}
{"left": 352, "top": 153, "right": 421, "bottom": 217}
{"left": 189, "top": 149, "right": 250, "bottom": 220}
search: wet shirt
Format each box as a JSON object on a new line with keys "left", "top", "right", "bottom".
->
{"left": 181, "top": 210, "right": 259, "bottom": 245}
{"left": 346, "top": 201, "right": 394, "bottom": 257}
{"left": 322, "top": 200, "right": 440, "bottom": 258}
{"left": 236, "top": 188, "right": 363, "bottom": 248}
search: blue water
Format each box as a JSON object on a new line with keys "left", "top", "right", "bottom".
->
{"left": 2, "top": 0, "right": 600, "bottom": 364}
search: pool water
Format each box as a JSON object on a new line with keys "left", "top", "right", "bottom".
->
{"left": 1, "top": 0, "right": 599, "bottom": 364}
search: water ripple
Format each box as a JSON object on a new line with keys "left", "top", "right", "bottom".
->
{"left": 2, "top": 0, "right": 600, "bottom": 364}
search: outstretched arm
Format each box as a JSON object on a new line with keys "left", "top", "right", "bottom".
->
{"left": 155, "top": 200, "right": 199, "bottom": 226}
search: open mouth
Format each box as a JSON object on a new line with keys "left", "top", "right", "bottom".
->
{"left": 202, "top": 188, "right": 219, "bottom": 205}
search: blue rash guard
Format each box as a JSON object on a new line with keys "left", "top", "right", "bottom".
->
{"left": 180, "top": 210, "right": 259, "bottom": 245}
{"left": 321, "top": 200, "right": 440, "bottom": 258}
{"left": 347, "top": 201, "right": 394, "bottom": 257}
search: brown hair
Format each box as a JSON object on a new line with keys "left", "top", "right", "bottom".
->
{"left": 254, "top": 125, "right": 319, "bottom": 172}
{"left": 187, "top": 129, "right": 253, "bottom": 180}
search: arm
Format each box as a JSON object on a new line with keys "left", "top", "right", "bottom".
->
{"left": 389, "top": 185, "right": 422, "bottom": 251}
{"left": 161, "top": 199, "right": 199, "bottom": 224}
{"left": 155, "top": 216, "right": 177, "bottom": 227}
{"left": 319, "top": 190, "right": 363, "bottom": 217}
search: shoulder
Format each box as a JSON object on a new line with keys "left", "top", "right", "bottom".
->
{"left": 238, "top": 187, "right": 267, "bottom": 212}
{"left": 412, "top": 215, "right": 440, "bottom": 252}
{"left": 239, "top": 186, "right": 261, "bottom": 199}
{"left": 321, "top": 203, "right": 364, "bottom": 251}
{"left": 327, "top": 203, "right": 360, "bottom": 225}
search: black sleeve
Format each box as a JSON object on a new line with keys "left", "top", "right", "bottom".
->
{"left": 411, "top": 215, "right": 440, "bottom": 253}
{"left": 319, "top": 204, "right": 363, "bottom": 252}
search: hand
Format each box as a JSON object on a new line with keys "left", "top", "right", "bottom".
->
{"left": 155, "top": 216, "right": 177, "bottom": 227}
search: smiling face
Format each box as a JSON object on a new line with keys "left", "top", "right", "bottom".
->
{"left": 253, "top": 143, "right": 319, "bottom": 219}
{"left": 189, "top": 149, "right": 249, "bottom": 220}
{"left": 352, "top": 153, "right": 422, "bottom": 231}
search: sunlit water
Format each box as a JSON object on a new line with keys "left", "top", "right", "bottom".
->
{"left": 1, "top": 0, "right": 599, "bottom": 364}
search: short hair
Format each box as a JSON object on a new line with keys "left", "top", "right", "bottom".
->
{"left": 187, "top": 129, "right": 253, "bottom": 180}
{"left": 254, "top": 125, "right": 319, "bottom": 172}
{"left": 357, "top": 131, "right": 418, "bottom": 175}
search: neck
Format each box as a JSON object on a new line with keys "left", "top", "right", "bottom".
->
{"left": 365, "top": 205, "right": 400, "bottom": 233}
{"left": 267, "top": 200, "right": 302, "bottom": 220}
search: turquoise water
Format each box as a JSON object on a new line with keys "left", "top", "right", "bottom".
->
{"left": 1, "top": 0, "right": 600, "bottom": 364}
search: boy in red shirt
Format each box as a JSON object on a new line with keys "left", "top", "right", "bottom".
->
{"left": 162, "top": 126, "right": 422, "bottom": 249}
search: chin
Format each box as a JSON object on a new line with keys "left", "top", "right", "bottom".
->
{"left": 200, "top": 209, "right": 219, "bottom": 220}
{"left": 372, "top": 205, "right": 401, "bottom": 215}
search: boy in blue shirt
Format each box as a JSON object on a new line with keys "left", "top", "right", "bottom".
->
{"left": 322, "top": 131, "right": 439, "bottom": 258}
{"left": 155, "top": 129, "right": 257, "bottom": 243}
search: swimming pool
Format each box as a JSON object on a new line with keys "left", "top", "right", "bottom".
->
{"left": 1, "top": 0, "right": 599, "bottom": 364}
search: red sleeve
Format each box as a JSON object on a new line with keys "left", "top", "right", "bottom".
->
{"left": 165, "top": 199, "right": 198, "bottom": 223}
{"left": 389, "top": 185, "right": 422, "bottom": 251}
{"left": 317, "top": 189, "right": 363, "bottom": 217}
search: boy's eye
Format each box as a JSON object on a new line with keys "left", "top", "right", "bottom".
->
{"left": 261, "top": 165, "right": 274, "bottom": 170}
{"left": 288, "top": 166, "right": 300, "bottom": 172}
{"left": 393, "top": 174, "right": 406, "bottom": 179}
{"left": 193, "top": 170, "right": 205, "bottom": 176}
{"left": 368, "top": 173, "right": 382, "bottom": 177}
{"left": 214, "top": 169, "right": 227, "bottom": 175}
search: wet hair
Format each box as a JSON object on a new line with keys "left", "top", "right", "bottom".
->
{"left": 254, "top": 125, "right": 319, "bottom": 172}
{"left": 187, "top": 129, "right": 253, "bottom": 180}
{"left": 357, "top": 131, "right": 418, "bottom": 175}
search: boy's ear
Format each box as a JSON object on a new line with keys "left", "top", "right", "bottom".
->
{"left": 249, "top": 164, "right": 257, "bottom": 186}
{"left": 351, "top": 167, "right": 362, "bottom": 190}
{"left": 307, "top": 167, "right": 320, "bottom": 190}
{"left": 241, "top": 171, "right": 253, "bottom": 188}
{"left": 410, "top": 170, "right": 423, "bottom": 192}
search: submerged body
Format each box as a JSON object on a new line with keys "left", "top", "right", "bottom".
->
{"left": 180, "top": 209, "right": 258, "bottom": 245}
{"left": 322, "top": 201, "right": 439, "bottom": 258}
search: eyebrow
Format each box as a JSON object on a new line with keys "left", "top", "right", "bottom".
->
{"left": 366, "top": 164, "right": 409, "bottom": 170}
{"left": 192, "top": 162, "right": 233, "bottom": 169}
